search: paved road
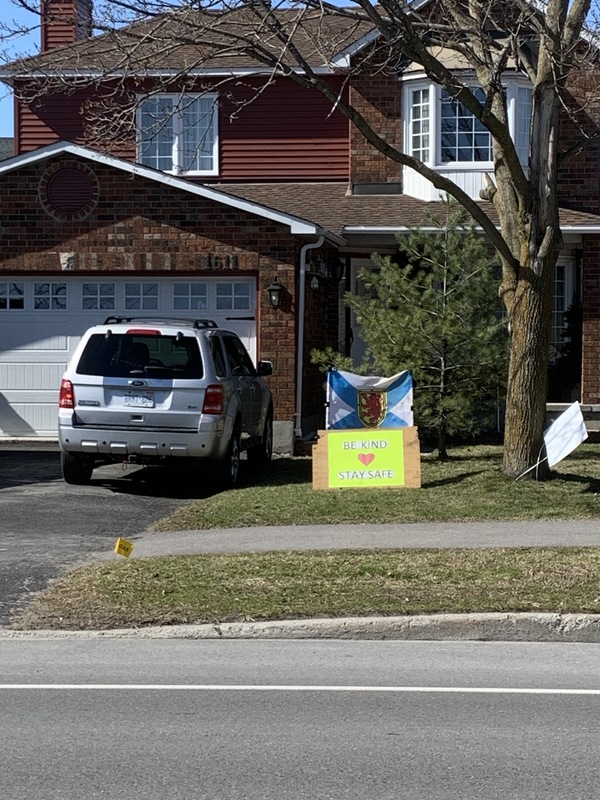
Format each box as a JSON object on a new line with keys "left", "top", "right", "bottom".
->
{"left": 2, "top": 639, "right": 600, "bottom": 799}
{"left": 0, "top": 444, "right": 199, "bottom": 625}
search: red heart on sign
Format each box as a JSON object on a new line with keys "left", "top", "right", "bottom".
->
{"left": 358, "top": 453, "right": 375, "bottom": 466}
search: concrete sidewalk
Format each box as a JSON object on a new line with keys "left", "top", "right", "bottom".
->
{"left": 130, "top": 519, "right": 600, "bottom": 559}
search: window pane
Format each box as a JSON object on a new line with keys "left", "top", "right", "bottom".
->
{"left": 180, "top": 96, "right": 217, "bottom": 172}
{"left": 172, "top": 283, "right": 207, "bottom": 310}
{"left": 440, "top": 88, "right": 491, "bottom": 163}
{"left": 125, "top": 282, "right": 158, "bottom": 310}
{"left": 0, "top": 282, "right": 25, "bottom": 310}
{"left": 139, "top": 96, "right": 175, "bottom": 171}
{"left": 410, "top": 88, "right": 430, "bottom": 162}
{"left": 82, "top": 283, "right": 115, "bottom": 310}
{"left": 517, "top": 87, "right": 532, "bottom": 166}
{"left": 34, "top": 282, "right": 67, "bottom": 310}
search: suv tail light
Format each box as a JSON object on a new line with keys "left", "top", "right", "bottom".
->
{"left": 59, "top": 378, "right": 75, "bottom": 408}
{"left": 202, "top": 384, "right": 224, "bottom": 415}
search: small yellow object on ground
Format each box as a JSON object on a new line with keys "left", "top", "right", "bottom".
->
{"left": 114, "top": 537, "right": 134, "bottom": 558}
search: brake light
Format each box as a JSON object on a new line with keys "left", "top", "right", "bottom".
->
{"left": 202, "top": 384, "right": 224, "bottom": 414}
{"left": 127, "top": 328, "right": 160, "bottom": 336}
{"left": 59, "top": 379, "right": 75, "bottom": 409}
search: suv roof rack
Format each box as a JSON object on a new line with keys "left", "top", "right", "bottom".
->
{"left": 102, "top": 317, "right": 219, "bottom": 329}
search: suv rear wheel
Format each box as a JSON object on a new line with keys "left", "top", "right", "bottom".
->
{"left": 216, "top": 424, "right": 241, "bottom": 489}
{"left": 61, "top": 453, "right": 94, "bottom": 485}
{"left": 248, "top": 411, "right": 273, "bottom": 465}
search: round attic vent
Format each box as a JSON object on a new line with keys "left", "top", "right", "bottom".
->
{"left": 39, "top": 161, "right": 100, "bottom": 221}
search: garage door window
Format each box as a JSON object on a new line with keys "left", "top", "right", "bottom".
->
{"left": 82, "top": 283, "right": 115, "bottom": 310}
{"left": 216, "top": 282, "right": 251, "bottom": 310}
{"left": 173, "top": 283, "right": 207, "bottom": 310}
{"left": 125, "top": 283, "right": 159, "bottom": 310}
{"left": 0, "top": 282, "right": 24, "bottom": 310}
{"left": 34, "top": 282, "right": 67, "bottom": 310}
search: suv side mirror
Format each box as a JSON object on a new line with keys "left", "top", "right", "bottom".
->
{"left": 257, "top": 360, "right": 273, "bottom": 376}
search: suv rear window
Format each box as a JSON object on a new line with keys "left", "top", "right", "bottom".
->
{"left": 76, "top": 333, "right": 204, "bottom": 379}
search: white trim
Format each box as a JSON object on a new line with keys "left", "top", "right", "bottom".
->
{"left": 344, "top": 223, "right": 600, "bottom": 234}
{"left": 330, "top": 28, "right": 381, "bottom": 67}
{"left": 296, "top": 236, "right": 324, "bottom": 439}
{"left": 0, "top": 141, "right": 344, "bottom": 239}
{"left": 0, "top": 66, "right": 342, "bottom": 79}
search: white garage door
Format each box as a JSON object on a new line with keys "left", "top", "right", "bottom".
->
{"left": 0, "top": 276, "right": 257, "bottom": 438}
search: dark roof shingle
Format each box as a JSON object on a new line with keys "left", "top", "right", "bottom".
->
{"left": 5, "top": 9, "right": 375, "bottom": 74}
{"left": 214, "top": 182, "right": 600, "bottom": 235}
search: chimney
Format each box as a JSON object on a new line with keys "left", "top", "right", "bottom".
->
{"left": 41, "top": 0, "right": 93, "bottom": 51}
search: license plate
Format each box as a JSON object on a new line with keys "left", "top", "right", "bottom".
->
{"left": 123, "top": 392, "right": 154, "bottom": 408}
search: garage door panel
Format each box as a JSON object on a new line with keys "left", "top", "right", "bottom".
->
{"left": 0, "top": 364, "right": 66, "bottom": 391}
{"left": 0, "top": 277, "right": 258, "bottom": 438}
{"left": 0, "top": 399, "right": 55, "bottom": 437}
{"left": 1, "top": 335, "right": 70, "bottom": 353}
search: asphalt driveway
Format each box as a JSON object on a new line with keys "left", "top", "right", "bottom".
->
{"left": 0, "top": 443, "right": 206, "bottom": 626}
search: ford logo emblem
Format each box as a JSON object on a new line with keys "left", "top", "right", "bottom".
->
{"left": 131, "top": 380, "right": 147, "bottom": 387}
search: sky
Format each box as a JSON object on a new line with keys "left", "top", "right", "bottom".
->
{"left": 0, "top": 0, "right": 40, "bottom": 138}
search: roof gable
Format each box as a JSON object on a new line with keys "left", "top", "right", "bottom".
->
{"left": 0, "top": 140, "right": 344, "bottom": 241}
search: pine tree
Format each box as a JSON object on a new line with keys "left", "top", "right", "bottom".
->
{"left": 315, "top": 199, "right": 508, "bottom": 458}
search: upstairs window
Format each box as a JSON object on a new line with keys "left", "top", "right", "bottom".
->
{"left": 138, "top": 94, "right": 218, "bottom": 176}
{"left": 405, "top": 80, "right": 532, "bottom": 169}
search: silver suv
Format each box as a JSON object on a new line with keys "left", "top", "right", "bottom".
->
{"left": 58, "top": 317, "right": 273, "bottom": 487}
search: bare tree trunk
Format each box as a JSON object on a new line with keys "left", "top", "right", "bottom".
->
{"left": 498, "top": 74, "right": 562, "bottom": 479}
{"left": 502, "top": 250, "right": 556, "bottom": 477}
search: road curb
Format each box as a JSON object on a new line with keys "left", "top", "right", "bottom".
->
{"left": 3, "top": 613, "right": 600, "bottom": 641}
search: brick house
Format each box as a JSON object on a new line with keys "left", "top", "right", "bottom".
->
{"left": 1, "top": 0, "right": 600, "bottom": 447}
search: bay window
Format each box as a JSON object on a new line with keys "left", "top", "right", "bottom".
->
{"left": 403, "top": 77, "right": 532, "bottom": 200}
{"left": 407, "top": 81, "right": 533, "bottom": 167}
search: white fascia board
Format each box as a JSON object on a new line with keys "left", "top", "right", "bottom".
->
{"left": 0, "top": 141, "right": 333, "bottom": 237}
{"left": 560, "top": 225, "right": 600, "bottom": 234}
{"left": 344, "top": 225, "right": 447, "bottom": 234}
{"left": 2, "top": 66, "right": 336, "bottom": 80}
{"left": 331, "top": 28, "right": 380, "bottom": 67}
{"left": 345, "top": 223, "right": 600, "bottom": 235}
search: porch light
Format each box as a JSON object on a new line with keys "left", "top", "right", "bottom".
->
{"left": 267, "top": 278, "right": 284, "bottom": 309}
{"left": 329, "top": 257, "right": 345, "bottom": 283}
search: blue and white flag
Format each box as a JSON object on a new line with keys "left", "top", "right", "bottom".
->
{"left": 326, "top": 369, "right": 413, "bottom": 430}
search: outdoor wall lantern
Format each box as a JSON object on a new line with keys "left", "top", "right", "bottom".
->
{"left": 267, "top": 278, "right": 284, "bottom": 309}
{"left": 329, "top": 257, "right": 345, "bottom": 283}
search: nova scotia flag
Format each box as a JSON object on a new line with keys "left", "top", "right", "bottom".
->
{"left": 326, "top": 369, "right": 413, "bottom": 429}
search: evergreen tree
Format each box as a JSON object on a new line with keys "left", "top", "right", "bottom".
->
{"left": 314, "top": 200, "right": 508, "bottom": 458}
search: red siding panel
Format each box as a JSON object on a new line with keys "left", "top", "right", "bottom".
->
{"left": 16, "top": 76, "right": 349, "bottom": 181}
{"left": 219, "top": 79, "right": 349, "bottom": 180}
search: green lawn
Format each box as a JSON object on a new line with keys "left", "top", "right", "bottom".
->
{"left": 12, "top": 443, "right": 600, "bottom": 631}
{"left": 151, "top": 443, "right": 600, "bottom": 531}
{"left": 14, "top": 547, "right": 600, "bottom": 630}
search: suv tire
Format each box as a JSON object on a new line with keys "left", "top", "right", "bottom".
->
{"left": 248, "top": 411, "right": 273, "bottom": 465}
{"left": 217, "top": 424, "right": 241, "bottom": 489}
{"left": 61, "top": 452, "right": 94, "bottom": 485}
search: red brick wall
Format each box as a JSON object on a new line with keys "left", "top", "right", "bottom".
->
{"left": 559, "top": 68, "right": 600, "bottom": 214}
{"left": 581, "top": 236, "right": 600, "bottom": 402}
{"left": 349, "top": 47, "right": 402, "bottom": 187}
{"left": 0, "top": 155, "right": 333, "bottom": 423}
